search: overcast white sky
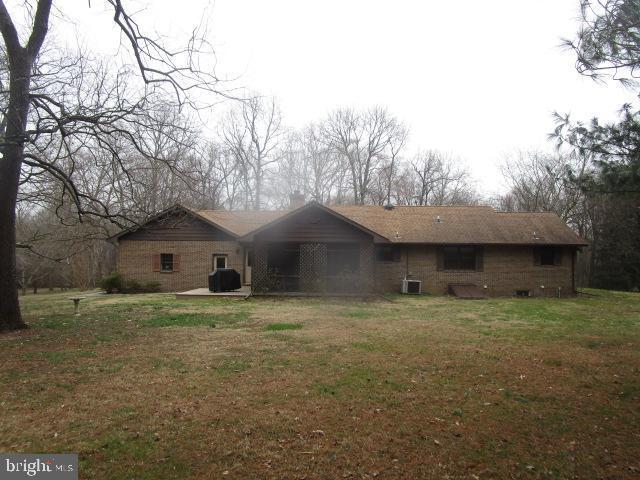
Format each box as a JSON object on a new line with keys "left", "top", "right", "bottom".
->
{"left": 54, "top": 0, "right": 637, "bottom": 194}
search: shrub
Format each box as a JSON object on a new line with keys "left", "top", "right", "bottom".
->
{"left": 122, "top": 279, "right": 143, "bottom": 293}
{"left": 100, "top": 272, "right": 124, "bottom": 294}
{"left": 122, "top": 280, "right": 161, "bottom": 293}
{"left": 100, "top": 274, "right": 161, "bottom": 294}
{"left": 142, "top": 281, "right": 161, "bottom": 293}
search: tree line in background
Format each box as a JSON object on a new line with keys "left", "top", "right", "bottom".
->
{"left": 500, "top": 0, "right": 639, "bottom": 291}
{"left": 15, "top": 93, "right": 480, "bottom": 291}
{"left": 5, "top": 0, "right": 640, "bottom": 323}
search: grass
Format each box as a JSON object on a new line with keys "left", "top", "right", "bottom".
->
{"left": 264, "top": 322, "right": 303, "bottom": 331}
{"left": 1, "top": 289, "right": 639, "bottom": 479}
{"left": 143, "top": 311, "right": 249, "bottom": 328}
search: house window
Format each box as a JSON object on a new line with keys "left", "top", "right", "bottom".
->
{"left": 376, "top": 245, "right": 401, "bottom": 263}
{"left": 441, "top": 246, "right": 481, "bottom": 271}
{"left": 535, "top": 247, "right": 561, "bottom": 266}
{"left": 160, "top": 253, "right": 174, "bottom": 272}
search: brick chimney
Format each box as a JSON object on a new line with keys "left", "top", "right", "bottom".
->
{"left": 289, "top": 190, "right": 305, "bottom": 210}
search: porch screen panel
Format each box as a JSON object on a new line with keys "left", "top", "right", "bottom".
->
{"left": 252, "top": 242, "right": 269, "bottom": 292}
{"left": 300, "top": 243, "right": 327, "bottom": 292}
{"left": 326, "top": 244, "right": 360, "bottom": 276}
{"left": 359, "top": 242, "right": 375, "bottom": 292}
{"left": 326, "top": 243, "right": 363, "bottom": 293}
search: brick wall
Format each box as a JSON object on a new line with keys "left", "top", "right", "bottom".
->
{"left": 374, "top": 245, "right": 575, "bottom": 297}
{"left": 117, "top": 239, "right": 245, "bottom": 292}
{"left": 118, "top": 240, "right": 576, "bottom": 296}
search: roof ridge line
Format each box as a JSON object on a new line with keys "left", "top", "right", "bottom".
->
{"left": 496, "top": 211, "right": 558, "bottom": 214}
{"left": 331, "top": 204, "right": 493, "bottom": 208}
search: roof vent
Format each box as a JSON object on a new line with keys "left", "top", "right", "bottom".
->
{"left": 384, "top": 204, "right": 395, "bottom": 210}
{"left": 436, "top": 215, "right": 442, "bottom": 223}
{"left": 532, "top": 231, "right": 539, "bottom": 240}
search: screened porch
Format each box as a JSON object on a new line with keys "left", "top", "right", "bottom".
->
{"left": 252, "top": 241, "right": 374, "bottom": 294}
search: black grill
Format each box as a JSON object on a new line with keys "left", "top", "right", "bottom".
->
{"left": 208, "top": 268, "right": 241, "bottom": 292}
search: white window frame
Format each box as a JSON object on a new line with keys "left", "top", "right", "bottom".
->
{"left": 213, "top": 255, "right": 228, "bottom": 271}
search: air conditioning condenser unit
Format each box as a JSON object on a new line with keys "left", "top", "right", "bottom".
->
{"left": 402, "top": 279, "right": 421, "bottom": 294}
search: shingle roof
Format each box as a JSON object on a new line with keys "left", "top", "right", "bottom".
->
{"left": 327, "top": 205, "right": 587, "bottom": 245}
{"left": 194, "top": 203, "right": 587, "bottom": 246}
{"left": 197, "top": 209, "right": 287, "bottom": 237}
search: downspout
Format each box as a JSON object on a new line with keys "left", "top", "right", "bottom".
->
{"left": 572, "top": 247, "right": 577, "bottom": 294}
{"left": 243, "top": 246, "right": 246, "bottom": 285}
{"left": 405, "top": 245, "right": 409, "bottom": 278}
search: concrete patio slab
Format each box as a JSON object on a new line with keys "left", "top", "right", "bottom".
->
{"left": 175, "top": 286, "right": 251, "bottom": 299}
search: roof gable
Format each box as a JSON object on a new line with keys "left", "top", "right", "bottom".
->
{"left": 115, "top": 205, "right": 238, "bottom": 241}
{"left": 238, "top": 202, "right": 389, "bottom": 243}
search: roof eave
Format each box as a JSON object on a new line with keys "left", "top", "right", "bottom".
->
{"left": 385, "top": 240, "right": 589, "bottom": 246}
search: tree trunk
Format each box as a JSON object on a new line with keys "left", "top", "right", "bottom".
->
{"left": 0, "top": 58, "right": 31, "bottom": 332}
{"left": 254, "top": 176, "right": 261, "bottom": 211}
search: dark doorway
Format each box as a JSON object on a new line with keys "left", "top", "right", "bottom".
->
{"left": 267, "top": 243, "right": 300, "bottom": 291}
{"left": 212, "top": 255, "right": 228, "bottom": 271}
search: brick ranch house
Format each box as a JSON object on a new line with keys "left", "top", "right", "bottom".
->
{"left": 114, "top": 199, "right": 587, "bottom": 297}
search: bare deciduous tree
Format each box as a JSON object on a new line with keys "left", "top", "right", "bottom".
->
{"left": 499, "top": 150, "right": 592, "bottom": 236}
{"left": 269, "top": 124, "right": 343, "bottom": 206}
{"left": 219, "top": 96, "right": 284, "bottom": 210}
{"left": 409, "top": 150, "right": 475, "bottom": 205}
{"left": 0, "top": 0, "right": 225, "bottom": 331}
{"left": 322, "top": 107, "right": 406, "bottom": 205}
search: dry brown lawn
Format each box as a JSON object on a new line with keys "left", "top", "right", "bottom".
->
{"left": 1, "top": 290, "right": 639, "bottom": 479}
